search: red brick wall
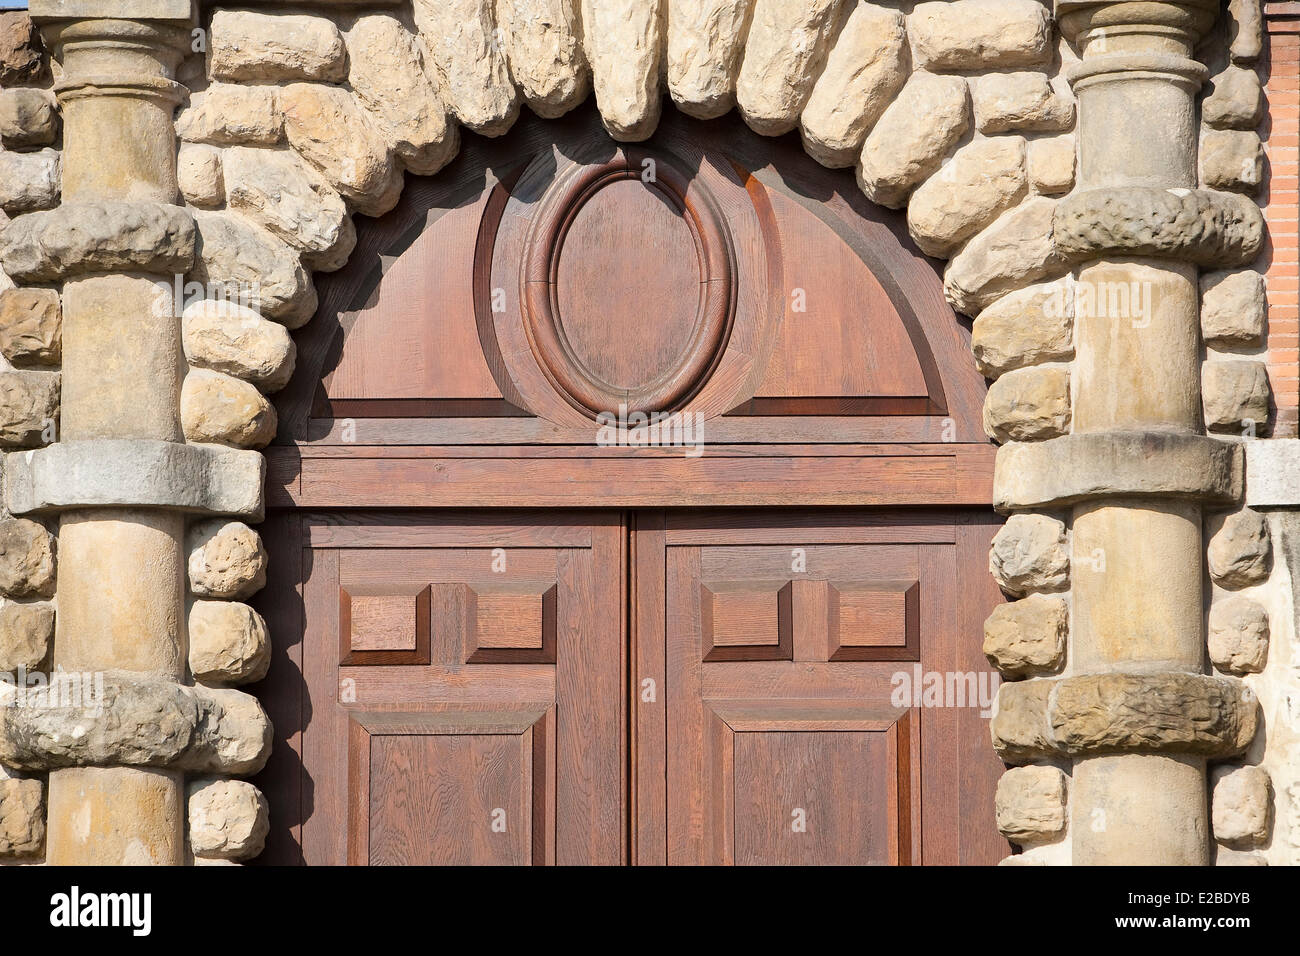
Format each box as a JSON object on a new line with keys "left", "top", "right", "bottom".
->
{"left": 1265, "top": 4, "right": 1300, "bottom": 436}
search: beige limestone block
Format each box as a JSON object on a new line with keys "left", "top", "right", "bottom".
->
{"left": 971, "top": 73, "right": 1073, "bottom": 135}
{"left": 1207, "top": 508, "right": 1272, "bottom": 589}
{"left": 1202, "top": 360, "right": 1270, "bottom": 434}
{"left": 666, "top": 0, "right": 753, "bottom": 120}
{"left": 0, "top": 88, "right": 56, "bottom": 149}
{"left": 800, "top": 4, "right": 908, "bottom": 168}
{"left": 0, "top": 518, "right": 55, "bottom": 600}
{"left": 990, "top": 678, "right": 1054, "bottom": 762}
{"left": 1201, "top": 130, "right": 1263, "bottom": 194}
{"left": 0, "top": 370, "right": 57, "bottom": 448}
{"left": 582, "top": 0, "right": 666, "bottom": 141}
{"left": 857, "top": 71, "right": 968, "bottom": 209}
{"left": 346, "top": 14, "right": 461, "bottom": 176}
{"left": 0, "top": 600, "right": 52, "bottom": 672}
{"left": 989, "top": 513, "right": 1069, "bottom": 596}
{"left": 944, "top": 196, "right": 1064, "bottom": 317}
{"left": 0, "top": 777, "right": 43, "bottom": 857}
{"left": 1208, "top": 595, "right": 1269, "bottom": 675}
{"left": 208, "top": 10, "right": 346, "bottom": 84}
{"left": 1228, "top": 0, "right": 1264, "bottom": 65}
{"left": 191, "top": 211, "right": 318, "bottom": 329}
{"left": 189, "top": 601, "right": 270, "bottom": 687}
{"left": 1211, "top": 765, "right": 1270, "bottom": 848}
{"left": 0, "top": 148, "right": 59, "bottom": 215}
{"left": 907, "top": 136, "right": 1027, "bottom": 258}
{"left": 413, "top": 0, "right": 519, "bottom": 137}
{"left": 187, "top": 519, "right": 268, "bottom": 600}
{"left": 1203, "top": 66, "right": 1263, "bottom": 130}
{"left": 983, "top": 364, "right": 1071, "bottom": 443}
{"left": 0, "top": 12, "right": 44, "bottom": 87}
{"left": 497, "top": 0, "right": 590, "bottom": 120}
{"left": 177, "top": 143, "right": 224, "bottom": 210}
{"left": 182, "top": 299, "right": 296, "bottom": 393}
{"left": 181, "top": 369, "right": 278, "bottom": 450}
{"left": 983, "top": 594, "right": 1067, "bottom": 677}
{"left": 1201, "top": 269, "right": 1265, "bottom": 346}
{"left": 909, "top": 0, "right": 1052, "bottom": 71}
{"left": 1027, "top": 135, "right": 1076, "bottom": 195}
{"left": 176, "top": 85, "right": 283, "bottom": 148}
{"left": 734, "top": 0, "right": 846, "bottom": 137}
{"left": 0, "top": 287, "right": 60, "bottom": 366}
{"left": 995, "top": 765, "right": 1067, "bottom": 845}
{"left": 187, "top": 777, "right": 269, "bottom": 860}
{"left": 971, "top": 278, "right": 1073, "bottom": 378}
{"left": 280, "top": 84, "right": 402, "bottom": 219}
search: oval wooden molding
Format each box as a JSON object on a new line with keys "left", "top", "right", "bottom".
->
{"left": 521, "top": 150, "right": 736, "bottom": 418}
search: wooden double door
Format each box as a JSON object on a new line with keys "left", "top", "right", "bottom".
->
{"left": 257, "top": 507, "right": 1005, "bottom": 866}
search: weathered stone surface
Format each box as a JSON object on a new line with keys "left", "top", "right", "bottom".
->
{"left": 0, "top": 149, "right": 59, "bottom": 215}
{"left": 971, "top": 278, "right": 1074, "bottom": 378}
{"left": 187, "top": 777, "right": 269, "bottom": 860}
{"left": 1053, "top": 187, "right": 1265, "bottom": 268}
{"left": 413, "top": 0, "right": 519, "bottom": 137}
{"left": 0, "top": 13, "right": 43, "bottom": 86}
{"left": 0, "top": 601, "right": 52, "bottom": 672}
{"left": 0, "top": 777, "right": 43, "bottom": 857}
{"left": 177, "top": 143, "right": 224, "bottom": 210}
{"left": 909, "top": 0, "right": 1052, "bottom": 71}
{"left": 945, "top": 197, "right": 1064, "bottom": 316}
{"left": 0, "top": 371, "right": 58, "bottom": 448}
{"left": 735, "top": 0, "right": 845, "bottom": 137}
{"left": 191, "top": 211, "right": 316, "bottom": 330}
{"left": 989, "top": 513, "right": 1069, "bottom": 596}
{"left": 858, "top": 72, "right": 969, "bottom": 209}
{"left": 1228, "top": 0, "right": 1264, "bottom": 65}
{"left": 182, "top": 299, "right": 296, "bottom": 393}
{"left": 983, "top": 594, "right": 1067, "bottom": 677}
{"left": 1212, "top": 765, "right": 1270, "bottom": 848}
{"left": 347, "top": 14, "right": 461, "bottom": 176}
{"left": 223, "top": 147, "right": 356, "bottom": 273}
{"left": 1203, "top": 66, "right": 1263, "bottom": 130}
{"left": 983, "top": 365, "right": 1071, "bottom": 443}
{"left": 1202, "top": 360, "right": 1270, "bottom": 434}
{"left": 582, "top": 0, "right": 665, "bottom": 141}
{"left": 209, "top": 10, "right": 346, "bottom": 84}
{"left": 1028, "top": 136, "right": 1076, "bottom": 195}
{"left": 0, "top": 89, "right": 57, "bottom": 149}
{"left": 280, "top": 84, "right": 403, "bottom": 218}
{"left": 990, "top": 678, "right": 1053, "bottom": 762}
{"left": 181, "top": 369, "right": 278, "bottom": 450}
{"left": 1208, "top": 595, "right": 1269, "bottom": 675}
{"left": 1201, "top": 269, "right": 1265, "bottom": 346}
{"left": 187, "top": 519, "right": 267, "bottom": 601}
{"left": 497, "top": 0, "right": 589, "bottom": 120}
{"left": 1207, "top": 508, "right": 1272, "bottom": 589}
{"left": 0, "top": 519, "right": 54, "bottom": 600}
{"left": 177, "top": 85, "right": 283, "bottom": 148}
{"left": 800, "top": 4, "right": 907, "bottom": 168}
{"left": 1201, "top": 129, "right": 1263, "bottom": 195}
{"left": 666, "top": 0, "right": 753, "bottom": 120}
{"left": 1051, "top": 673, "right": 1257, "bottom": 757}
{"left": 0, "top": 672, "right": 272, "bottom": 775}
{"left": 995, "top": 765, "right": 1067, "bottom": 844}
{"left": 908, "top": 137, "right": 1027, "bottom": 258}
{"left": 0, "top": 201, "right": 194, "bottom": 283}
{"left": 189, "top": 600, "right": 270, "bottom": 687}
{"left": 971, "top": 73, "right": 1073, "bottom": 135}
{"left": 0, "top": 287, "right": 60, "bottom": 366}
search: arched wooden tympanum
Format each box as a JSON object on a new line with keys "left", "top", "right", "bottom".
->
{"left": 253, "top": 105, "right": 1007, "bottom": 867}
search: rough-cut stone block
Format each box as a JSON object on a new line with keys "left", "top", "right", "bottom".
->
{"left": 0, "top": 13, "right": 44, "bottom": 87}
{"left": 1208, "top": 595, "right": 1269, "bottom": 675}
{"left": 1228, "top": 0, "right": 1264, "bottom": 65}
{"left": 182, "top": 299, "right": 295, "bottom": 393}
{"left": 908, "top": 137, "right": 1027, "bottom": 258}
{"left": 0, "top": 776, "right": 43, "bottom": 857}
{"left": 0, "top": 370, "right": 57, "bottom": 448}
{"left": 223, "top": 147, "right": 355, "bottom": 273}
{"left": 909, "top": 0, "right": 1052, "bottom": 71}
{"left": 347, "top": 14, "right": 461, "bottom": 176}
{"left": 0, "top": 201, "right": 194, "bottom": 283}
{"left": 0, "top": 149, "right": 59, "bottom": 215}
{"left": 177, "top": 143, "right": 224, "bottom": 210}
{"left": 191, "top": 211, "right": 317, "bottom": 329}
{"left": 989, "top": 513, "right": 1069, "bottom": 597}
{"left": 1203, "top": 360, "right": 1270, "bottom": 434}
{"left": 1201, "top": 129, "right": 1263, "bottom": 194}
{"left": 0, "top": 288, "right": 59, "bottom": 366}
{"left": 497, "top": 0, "right": 589, "bottom": 121}
{"left": 181, "top": 369, "right": 278, "bottom": 450}
{"left": 177, "top": 85, "right": 283, "bottom": 147}
{"left": 581, "top": 0, "right": 665, "bottom": 141}
{"left": 983, "top": 365, "right": 1071, "bottom": 443}
{"left": 735, "top": 0, "right": 846, "bottom": 138}
{"left": 1203, "top": 66, "right": 1263, "bottom": 130}
{"left": 1201, "top": 269, "right": 1265, "bottom": 346}
{"left": 995, "top": 765, "right": 1067, "bottom": 845}
{"left": 1244, "top": 438, "right": 1300, "bottom": 508}
{"left": 1028, "top": 136, "right": 1076, "bottom": 196}
{"left": 413, "top": 0, "right": 519, "bottom": 137}
{"left": 944, "top": 197, "right": 1064, "bottom": 316}
{"left": 666, "top": 0, "right": 753, "bottom": 120}
{"left": 0, "top": 600, "right": 53, "bottom": 672}
{"left": 991, "top": 678, "right": 1053, "bottom": 762}
{"left": 187, "top": 519, "right": 267, "bottom": 601}
{"left": 800, "top": 3, "right": 907, "bottom": 168}
{"left": 971, "top": 73, "right": 1073, "bottom": 135}
{"left": 858, "top": 72, "right": 969, "bottom": 209}
{"left": 209, "top": 10, "right": 346, "bottom": 83}
{"left": 1207, "top": 508, "right": 1272, "bottom": 589}
{"left": 0, "top": 518, "right": 54, "bottom": 599}
{"left": 0, "top": 89, "right": 57, "bottom": 149}
{"left": 983, "top": 594, "right": 1067, "bottom": 677}
{"left": 971, "top": 278, "right": 1074, "bottom": 378}
{"left": 189, "top": 601, "right": 270, "bottom": 687}
{"left": 1212, "top": 765, "right": 1270, "bottom": 848}
{"left": 187, "top": 777, "right": 269, "bottom": 860}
